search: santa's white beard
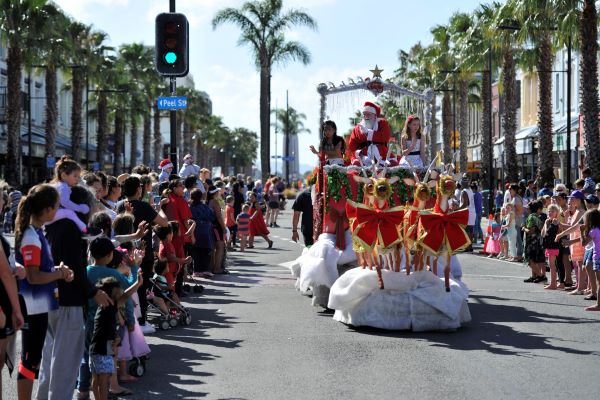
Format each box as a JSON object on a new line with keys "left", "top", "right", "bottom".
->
{"left": 362, "top": 118, "right": 375, "bottom": 130}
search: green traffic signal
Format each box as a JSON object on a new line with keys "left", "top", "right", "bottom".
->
{"left": 164, "top": 52, "right": 177, "bottom": 64}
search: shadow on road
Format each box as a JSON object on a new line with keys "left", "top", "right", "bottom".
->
{"left": 348, "top": 294, "right": 600, "bottom": 357}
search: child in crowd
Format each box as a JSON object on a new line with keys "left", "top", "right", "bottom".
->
{"left": 51, "top": 156, "right": 98, "bottom": 237}
{"left": 151, "top": 260, "right": 173, "bottom": 315}
{"left": 155, "top": 224, "right": 192, "bottom": 304}
{"left": 225, "top": 195, "right": 236, "bottom": 251}
{"left": 14, "top": 184, "right": 73, "bottom": 400}
{"left": 89, "top": 272, "right": 142, "bottom": 400}
{"left": 542, "top": 204, "right": 562, "bottom": 289}
{"left": 236, "top": 204, "right": 251, "bottom": 252}
{"left": 247, "top": 191, "right": 273, "bottom": 249}
{"left": 502, "top": 203, "right": 517, "bottom": 261}
{"left": 113, "top": 247, "right": 150, "bottom": 384}
{"left": 485, "top": 212, "right": 501, "bottom": 258}
{"left": 498, "top": 207, "right": 508, "bottom": 259}
{"left": 189, "top": 189, "right": 215, "bottom": 278}
{"left": 581, "top": 209, "right": 600, "bottom": 311}
{"left": 523, "top": 200, "right": 547, "bottom": 283}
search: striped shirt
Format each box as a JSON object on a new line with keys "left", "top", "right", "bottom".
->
{"left": 236, "top": 213, "right": 250, "bottom": 235}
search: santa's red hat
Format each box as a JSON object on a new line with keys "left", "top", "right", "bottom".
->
{"left": 158, "top": 159, "right": 173, "bottom": 171}
{"left": 362, "top": 101, "right": 381, "bottom": 116}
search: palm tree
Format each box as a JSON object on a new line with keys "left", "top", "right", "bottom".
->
{"left": 31, "top": 3, "right": 69, "bottom": 165}
{"left": 448, "top": 11, "right": 475, "bottom": 173}
{"left": 401, "top": 43, "right": 442, "bottom": 162}
{"left": 515, "top": 0, "right": 557, "bottom": 184}
{"left": 0, "top": 0, "right": 47, "bottom": 186}
{"left": 66, "top": 22, "right": 90, "bottom": 161}
{"left": 429, "top": 24, "right": 455, "bottom": 164}
{"left": 579, "top": 0, "right": 600, "bottom": 179}
{"left": 462, "top": 3, "right": 497, "bottom": 185}
{"left": 490, "top": 0, "right": 520, "bottom": 182}
{"left": 120, "top": 43, "right": 157, "bottom": 169}
{"left": 273, "top": 106, "right": 309, "bottom": 180}
{"left": 212, "top": 0, "right": 317, "bottom": 181}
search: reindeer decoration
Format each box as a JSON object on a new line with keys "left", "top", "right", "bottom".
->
{"left": 402, "top": 156, "right": 439, "bottom": 275}
{"left": 346, "top": 163, "right": 404, "bottom": 289}
{"left": 418, "top": 162, "right": 471, "bottom": 292}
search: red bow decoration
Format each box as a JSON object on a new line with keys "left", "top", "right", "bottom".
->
{"left": 403, "top": 206, "right": 420, "bottom": 244}
{"left": 418, "top": 208, "right": 471, "bottom": 255}
{"left": 329, "top": 207, "right": 347, "bottom": 250}
{"left": 347, "top": 201, "right": 404, "bottom": 249}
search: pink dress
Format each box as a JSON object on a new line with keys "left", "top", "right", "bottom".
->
{"left": 485, "top": 222, "right": 501, "bottom": 254}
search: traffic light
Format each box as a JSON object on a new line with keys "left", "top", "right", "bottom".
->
{"left": 155, "top": 13, "right": 189, "bottom": 76}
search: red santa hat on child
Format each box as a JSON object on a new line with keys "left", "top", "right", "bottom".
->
{"left": 159, "top": 159, "right": 173, "bottom": 171}
{"left": 362, "top": 101, "right": 381, "bottom": 116}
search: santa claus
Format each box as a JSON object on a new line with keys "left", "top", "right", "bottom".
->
{"left": 347, "top": 101, "right": 396, "bottom": 166}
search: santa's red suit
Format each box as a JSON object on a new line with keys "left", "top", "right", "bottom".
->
{"left": 347, "top": 102, "right": 397, "bottom": 166}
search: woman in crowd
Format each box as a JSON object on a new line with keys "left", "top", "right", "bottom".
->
{"left": 207, "top": 186, "right": 228, "bottom": 274}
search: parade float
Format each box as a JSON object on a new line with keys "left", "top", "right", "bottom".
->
{"left": 291, "top": 67, "right": 471, "bottom": 331}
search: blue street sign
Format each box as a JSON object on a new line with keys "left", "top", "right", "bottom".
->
{"left": 157, "top": 96, "right": 188, "bottom": 110}
{"left": 46, "top": 156, "right": 56, "bottom": 168}
{"left": 281, "top": 156, "right": 295, "bottom": 161}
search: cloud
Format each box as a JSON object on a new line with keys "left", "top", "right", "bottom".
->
{"left": 56, "top": 0, "right": 130, "bottom": 19}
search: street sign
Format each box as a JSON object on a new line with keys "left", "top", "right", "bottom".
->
{"left": 46, "top": 156, "right": 56, "bottom": 168}
{"left": 282, "top": 156, "right": 295, "bottom": 161}
{"left": 157, "top": 96, "right": 187, "bottom": 110}
{"left": 271, "top": 155, "right": 282, "bottom": 159}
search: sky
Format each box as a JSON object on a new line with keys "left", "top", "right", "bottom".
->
{"left": 55, "top": 0, "right": 487, "bottom": 174}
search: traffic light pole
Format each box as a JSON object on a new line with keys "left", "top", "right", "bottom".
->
{"left": 170, "top": 76, "right": 177, "bottom": 169}
{"left": 169, "top": 0, "right": 177, "bottom": 169}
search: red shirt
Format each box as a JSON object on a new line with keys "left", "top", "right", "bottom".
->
{"left": 159, "top": 240, "right": 178, "bottom": 275}
{"left": 165, "top": 193, "right": 193, "bottom": 244}
{"left": 225, "top": 204, "right": 235, "bottom": 228}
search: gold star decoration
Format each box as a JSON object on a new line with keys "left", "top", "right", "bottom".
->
{"left": 370, "top": 65, "right": 384, "bottom": 78}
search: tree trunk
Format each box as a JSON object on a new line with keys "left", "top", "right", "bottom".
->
{"left": 429, "top": 93, "right": 437, "bottom": 163}
{"left": 458, "top": 78, "right": 469, "bottom": 174}
{"left": 580, "top": 0, "right": 600, "bottom": 181}
{"left": 502, "top": 46, "right": 519, "bottom": 183}
{"left": 44, "top": 66, "right": 57, "bottom": 159}
{"left": 96, "top": 92, "right": 107, "bottom": 167}
{"left": 260, "top": 62, "right": 271, "bottom": 181}
{"left": 536, "top": 33, "right": 554, "bottom": 185}
{"left": 442, "top": 92, "right": 452, "bottom": 164}
{"left": 142, "top": 106, "right": 151, "bottom": 166}
{"left": 71, "top": 68, "right": 84, "bottom": 161}
{"left": 130, "top": 113, "right": 137, "bottom": 170}
{"left": 177, "top": 116, "right": 183, "bottom": 168}
{"left": 114, "top": 111, "right": 124, "bottom": 175}
{"left": 153, "top": 104, "right": 162, "bottom": 167}
{"left": 481, "top": 70, "right": 492, "bottom": 187}
{"left": 5, "top": 45, "right": 22, "bottom": 187}
{"left": 183, "top": 121, "right": 192, "bottom": 157}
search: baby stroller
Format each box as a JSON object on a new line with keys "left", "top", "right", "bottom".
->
{"left": 146, "top": 278, "right": 192, "bottom": 330}
{"left": 183, "top": 262, "right": 205, "bottom": 294}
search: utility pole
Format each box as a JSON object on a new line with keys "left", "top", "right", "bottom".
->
{"left": 285, "top": 90, "right": 290, "bottom": 183}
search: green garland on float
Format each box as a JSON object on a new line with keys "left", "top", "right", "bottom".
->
{"left": 325, "top": 168, "right": 352, "bottom": 212}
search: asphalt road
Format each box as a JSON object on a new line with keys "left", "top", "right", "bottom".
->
{"left": 2, "top": 209, "right": 600, "bottom": 400}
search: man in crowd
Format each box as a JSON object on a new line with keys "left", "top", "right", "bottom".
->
{"left": 291, "top": 186, "right": 314, "bottom": 247}
{"left": 179, "top": 153, "right": 201, "bottom": 179}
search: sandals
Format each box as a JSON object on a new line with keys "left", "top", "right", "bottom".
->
{"left": 584, "top": 294, "right": 598, "bottom": 301}
{"left": 110, "top": 388, "right": 133, "bottom": 396}
{"left": 268, "top": 240, "right": 274, "bottom": 249}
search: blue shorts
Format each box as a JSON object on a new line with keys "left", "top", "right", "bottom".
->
{"left": 594, "top": 259, "right": 600, "bottom": 272}
{"left": 584, "top": 248, "right": 594, "bottom": 265}
{"left": 89, "top": 354, "right": 114, "bottom": 375}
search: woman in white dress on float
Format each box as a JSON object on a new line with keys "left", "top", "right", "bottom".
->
{"left": 400, "top": 115, "right": 425, "bottom": 168}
